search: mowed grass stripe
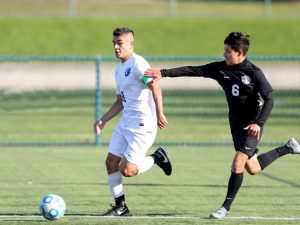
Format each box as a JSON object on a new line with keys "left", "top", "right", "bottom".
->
{"left": 2, "top": 214, "right": 300, "bottom": 221}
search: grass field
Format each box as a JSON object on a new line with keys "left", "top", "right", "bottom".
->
{"left": 0, "top": 89, "right": 299, "bottom": 145}
{"left": 1, "top": 79, "right": 298, "bottom": 225}
{"left": 1, "top": 146, "right": 300, "bottom": 224}
{"left": 0, "top": 17, "right": 299, "bottom": 56}
{"left": 1, "top": 0, "right": 299, "bottom": 18}
{"left": 0, "top": 1, "right": 299, "bottom": 56}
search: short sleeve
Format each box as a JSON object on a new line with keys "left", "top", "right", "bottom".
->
{"left": 133, "top": 57, "right": 150, "bottom": 82}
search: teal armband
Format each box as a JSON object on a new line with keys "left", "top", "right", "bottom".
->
{"left": 142, "top": 76, "right": 153, "bottom": 84}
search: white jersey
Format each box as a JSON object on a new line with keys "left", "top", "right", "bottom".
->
{"left": 115, "top": 53, "right": 157, "bottom": 130}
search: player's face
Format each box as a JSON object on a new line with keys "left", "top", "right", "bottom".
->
{"left": 113, "top": 33, "right": 134, "bottom": 62}
{"left": 223, "top": 44, "right": 243, "bottom": 65}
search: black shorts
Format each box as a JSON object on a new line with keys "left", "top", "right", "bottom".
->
{"left": 231, "top": 125, "right": 263, "bottom": 158}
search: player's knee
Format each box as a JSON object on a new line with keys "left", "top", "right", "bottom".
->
{"left": 119, "top": 158, "right": 138, "bottom": 177}
{"left": 245, "top": 156, "right": 262, "bottom": 175}
{"left": 120, "top": 167, "right": 138, "bottom": 177}
{"left": 231, "top": 153, "right": 248, "bottom": 173}
{"left": 246, "top": 167, "right": 261, "bottom": 175}
{"left": 231, "top": 162, "right": 244, "bottom": 173}
{"left": 247, "top": 170, "right": 259, "bottom": 176}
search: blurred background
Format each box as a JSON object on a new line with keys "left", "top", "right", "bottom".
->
{"left": 0, "top": 0, "right": 299, "bottom": 146}
{"left": 0, "top": 0, "right": 299, "bottom": 18}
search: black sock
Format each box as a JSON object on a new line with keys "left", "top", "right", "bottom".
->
{"left": 115, "top": 195, "right": 125, "bottom": 206}
{"left": 257, "top": 146, "right": 291, "bottom": 170}
{"left": 150, "top": 154, "right": 158, "bottom": 164}
{"left": 150, "top": 148, "right": 161, "bottom": 164}
{"left": 222, "top": 172, "right": 243, "bottom": 211}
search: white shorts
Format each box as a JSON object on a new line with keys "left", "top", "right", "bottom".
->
{"left": 108, "top": 123, "right": 157, "bottom": 165}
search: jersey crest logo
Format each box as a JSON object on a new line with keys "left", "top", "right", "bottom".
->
{"left": 241, "top": 75, "right": 251, "bottom": 85}
{"left": 125, "top": 67, "right": 131, "bottom": 77}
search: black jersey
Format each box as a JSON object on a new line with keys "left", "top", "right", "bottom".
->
{"left": 161, "top": 59, "right": 274, "bottom": 127}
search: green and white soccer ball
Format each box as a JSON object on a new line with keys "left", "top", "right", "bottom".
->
{"left": 39, "top": 194, "right": 66, "bottom": 220}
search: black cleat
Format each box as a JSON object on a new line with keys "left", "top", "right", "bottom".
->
{"left": 102, "top": 203, "right": 130, "bottom": 216}
{"left": 152, "top": 147, "right": 172, "bottom": 176}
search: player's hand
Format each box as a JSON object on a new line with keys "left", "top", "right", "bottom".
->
{"left": 243, "top": 124, "right": 261, "bottom": 140}
{"left": 94, "top": 120, "right": 105, "bottom": 135}
{"left": 157, "top": 113, "right": 168, "bottom": 129}
{"left": 144, "top": 69, "right": 162, "bottom": 82}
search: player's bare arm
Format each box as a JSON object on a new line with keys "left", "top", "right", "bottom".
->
{"left": 144, "top": 68, "right": 163, "bottom": 82}
{"left": 94, "top": 95, "right": 123, "bottom": 134}
{"left": 147, "top": 81, "right": 168, "bottom": 129}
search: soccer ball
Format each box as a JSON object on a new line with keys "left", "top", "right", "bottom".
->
{"left": 39, "top": 194, "right": 66, "bottom": 220}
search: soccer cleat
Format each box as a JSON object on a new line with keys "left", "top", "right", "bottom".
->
{"left": 210, "top": 206, "right": 229, "bottom": 219}
{"left": 152, "top": 147, "right": 172, "bottom": 176}
{"left": 102, "top": 203, "right": 130, "bottom": 216}
{"left": 286, "top": 138, "right": 300, "bottom": 154}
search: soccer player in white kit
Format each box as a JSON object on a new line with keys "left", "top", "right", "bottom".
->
{"left": 94, "top": 27, "right": 172, "bottom": 216}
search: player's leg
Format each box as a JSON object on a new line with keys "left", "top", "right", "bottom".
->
{"left": 123, "top": 127, "right": 172, "bottom": 176}
{"left": 210, "top": 151, "right": 248, "bottom": 219}
{"left": 105, "top": 152, "right": 121, "bottom": 173}
{"left": 245, "top": 149, "right": 261, "bottom": 175}
{"left": 245, "top": 142, "right": 293, "bottom": 175}
{"left": 255, "top": 138, "right": 300, "bottom": 171}
{"left": 121, "top": 147, "right": 172, "bottom": 176}
{"left": 211, "top": 128, "right": 255, "bottom": 219}
{"left": 119, "top": 127, "right": 155, "bottom": 177}
{"left": 119, "top": 157, "right": 139, "bottom": 177}
{"left": 103, "top": 131, "right": 130, "bottom": 216}
{"left": 105, "top": 153, "right": 124, "bottom": 204}
{"left": 119, "top": 149, "right": 172, "bottom": 176}
{"left": 211, "top": 136, "right": 300, "bottom": 219}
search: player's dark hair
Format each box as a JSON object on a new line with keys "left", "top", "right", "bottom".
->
{"left": 224, "top": 32, "right": 250, "bottom": 54}
{"left": 113, "top": 27, "right": 134, "bottom": 37}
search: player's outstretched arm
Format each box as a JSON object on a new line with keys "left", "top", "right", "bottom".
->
{"left": 144, "top": 68, "right": 162, "bottom": 82}
{"left": 94, "top": 95, "right": 123, "bottom": 135}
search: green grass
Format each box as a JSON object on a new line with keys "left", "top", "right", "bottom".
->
{"left": 1, "top": 146, "right": 300, "bottom": 224}
{"left": 0, "top": 0, "right": 299, "bottom": 18}
{"left": 0, "top": 89, "right": 299, "bottom": 145}
{"left": 0, "top": 1, "right": 299, "bottom": 56}
{"left": 0, "top": 90, "right": 95, "bottom": 143}
{"left": 0, "top": 17, "right": 299, "bottom": 56}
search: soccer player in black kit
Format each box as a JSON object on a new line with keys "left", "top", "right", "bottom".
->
{"left": 144, "top": 32, "right": 300, "bottom": 219}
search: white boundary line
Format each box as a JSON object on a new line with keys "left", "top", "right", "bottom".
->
{"left": 1, "top": 215, "right": 300, "bottom": 221}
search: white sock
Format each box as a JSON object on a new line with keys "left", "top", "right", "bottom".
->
{"left": 137, "top": 156, "right": 155, "bottom": 174}
{"left": 108, "top": 171, "right": 124, "bottom": 198}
